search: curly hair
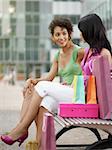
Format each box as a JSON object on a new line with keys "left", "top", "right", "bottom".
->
{"left": 48, "top": 17, "right": 73, "bottom": 36}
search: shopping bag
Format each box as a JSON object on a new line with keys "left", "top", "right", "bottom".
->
{"left": 93, "top": 56, "right": 112, "bottom": 119}
{"left": 58, "top": 103, "right": 99, "bottom": 118}
{"left": 40, "top": 113, "right": 56, "bottom": 150}
{"left": 72, "top": 75, "right": 85, "bottom": 104}
{"left": 25, "top": 140, "right": 38, "bottom": 150}
{"left": 86, "top": 75, "right": 97, "bottom": 104}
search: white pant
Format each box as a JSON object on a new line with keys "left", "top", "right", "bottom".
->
{"left": 34, "top": 81, "right": 74, "bottom": 113}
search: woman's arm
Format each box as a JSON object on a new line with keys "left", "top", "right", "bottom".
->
{"left": 23, "top": 59, "right": 58, "bottom": 97}
{"left": 76, "top": 48, "right": 85, "bottom": 64}
{"left": 31, "top": 59, "right": 58, "bottom": 84}
{"left": 70, "top": 48, "right": 85, "bottom": 87}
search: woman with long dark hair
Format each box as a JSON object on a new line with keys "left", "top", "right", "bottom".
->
{"left": 78, "top": 13, "right": 112, "bottom": 72}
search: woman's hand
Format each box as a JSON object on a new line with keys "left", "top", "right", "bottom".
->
{"left": 61, "top": 82, "right": 68, "bottom": 85}
{"left": 23, "top": 78, "right": 39, "bottom": 98}
{"left": 70, "top": 82, "right": 74, "bottom": 88}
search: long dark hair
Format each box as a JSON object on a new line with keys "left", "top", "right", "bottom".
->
{"left": 78, "top": 14, "right": 112, "bottom": 55}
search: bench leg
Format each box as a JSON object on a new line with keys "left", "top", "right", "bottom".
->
{"left": 85, "top": 135, "right": 112, "bottom": 150}
{"left": 56, "top": 126, "right": 102, "bottom": 148}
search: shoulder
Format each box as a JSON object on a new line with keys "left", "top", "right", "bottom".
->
{"left": 73, "top": 44, "right": 85, "bottom": 62}
{"left": 101, "top": 48, "right": 112, "bottom": 65}
{"left": 77, "top": 48, "right": 85, "bottom": 61}
{"left": 101, "top": 48, "right": 111, "bottom": 56}
{"left": 54, "top": 50, "right": 60, "bottom": 61}
{"left": 73, "top": 44, "right": 84, "bottom": 57}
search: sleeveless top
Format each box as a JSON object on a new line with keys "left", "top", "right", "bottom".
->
{"left": 54, "top": 45, "right": 82, "bottom": 85}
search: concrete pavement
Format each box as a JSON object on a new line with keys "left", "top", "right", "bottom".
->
{"left": 0, "top": 82, "right": 37, "bottom": 150}
{"left": 0, "top": 82, "right": 110, "bottom": 150}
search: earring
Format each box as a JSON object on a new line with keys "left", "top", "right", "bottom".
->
{"left": 69, "top": 36, "right": 71, "bottom": 40}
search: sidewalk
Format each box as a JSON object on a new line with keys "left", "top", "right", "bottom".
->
{"left": 0, "top": 82, "right": 109, "bottom": 150}
{"left": 0, "top": 82, "right": 36, "bottom": 150}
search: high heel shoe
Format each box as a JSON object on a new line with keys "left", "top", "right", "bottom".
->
{"left": 1, "top": 131, "right": 28, "bottom": 147}
{"left": 17, "top": 132, "right": 28, "bottom": 146}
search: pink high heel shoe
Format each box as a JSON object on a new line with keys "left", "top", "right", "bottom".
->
{"left": 1, "top": 131, "right": 28, "bottom": 147}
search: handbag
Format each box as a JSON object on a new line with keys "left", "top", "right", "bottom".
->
{"left": 40, "top": 113, "right": 56, "bottom": 150}
{"left": 72, "top": 75, "right": 85, "bottom": 104}
{"left": 93, "top": 56, "right": 112, "bottom": 119}
{"left": 86, "top": 75, "right": 97, "bottom": 104}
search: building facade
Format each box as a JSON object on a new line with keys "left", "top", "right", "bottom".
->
{"left": 81, "top": 0, "right": 112, "bottom": 49}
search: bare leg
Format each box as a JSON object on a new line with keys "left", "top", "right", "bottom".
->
{"left": 10, "top": 87, "right": 35, "bottom": 134}
{"left": 8, "top": 89, "right": 43, "bottom": 140}
{"left": 20, "top": 88, "right": 48, "bottom": 149}
{"left": 20, "top": 87, "right": 34, "bottom": 122}
{"left": 21, "top": 90, "right": 49, "bottom": 148}
{"left": 35, "top": 107, "right": 48, "bottom": 148}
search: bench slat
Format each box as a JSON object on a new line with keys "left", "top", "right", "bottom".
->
{"left": 55, "top": 116, "right": 112, "bottom": 127}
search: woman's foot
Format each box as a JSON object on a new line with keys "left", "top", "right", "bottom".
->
{"left": 1, "top": 130, "right": 28, "bottom": 146}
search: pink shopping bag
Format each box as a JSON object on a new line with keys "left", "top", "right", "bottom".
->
{"left": 40, "top": 113, "right": 56, "bottom": 150}
{"left": 93, "top": 56, "right": 112, "bottom": 119}
{"left": 58, "top": 103, "right": 99, "bottom": 118}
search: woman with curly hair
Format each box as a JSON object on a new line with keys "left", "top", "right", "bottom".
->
{"left": 1, "top": 17, "right": 84, "bottom": 149}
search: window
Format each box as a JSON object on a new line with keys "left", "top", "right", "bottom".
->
{"left": 34, "top": 50, "right": 38, "bottom": 60}
{"left": 10, "top": 25, "right": 16, "bottom": 35}
{"left": 34, "top": 25, "right": 39, "bottom": 35}
{"left": 0, "top": 39, "right": 3, "bottom": 48}
{"left": 26, "top": 15, "right": 39, "bottom": 24}
{"left": 26, "top": 25, "right": 33, "bottom": 35}
{"left": 33, "top": 38, "right": 39, "bottom": 48}
{"left": 26, "top": 50, "right": 30, "bottom": 60}
{"left": 10, "top": 0, "right": 16, "bottom": 13}
{"left": 54, "top": 0, "right": 80, "bottom": 1}
{"left": 5, "top": 50, "right": 10, "bottom": 60}
{"left": 34, "top": 15, "right": 39, "bottom": 23}
{"left": 70, "top": 15, "right": 80, "bottom": 24}
{"left": 26, "top": 38, "right": 31, "bottom": 50}
{"left": 0, "top": 51, "right": 3, "bottom": 60}
{"left": 0, "top": 26, "right": 1, "bottom": 36}
{"left": 10, "top": 1, "right": 16, "bottom": 7}
{"left": 26, "top": 1, "right": 39, "bottom": 12}
{"left": 26, "top": 1, "right": 32, "bottom": 12}
{"left": 34, "top": 1, "right": 39, "bottom": 12}
{"left": 26, "top": 15, "right": 33, "bottom": 23}
{"left": 10, "top": 17, "right": 16, "bottom": 24}
{"left": 12, "top": 51, "right": 17, "bottom": 61}
{"left": 5, "top": 39, "right": 10, "bottom": 49}
{"left": 19, "top": 52, "right": 24, "bottom": 60}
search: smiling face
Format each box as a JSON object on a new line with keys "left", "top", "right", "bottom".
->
{"left": 52, "top": 26, "right": 70, "bottom": 48}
